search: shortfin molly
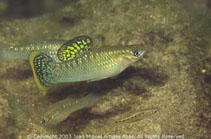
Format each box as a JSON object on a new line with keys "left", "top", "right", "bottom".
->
{"left": 29, "top": 51, "right": 55, "bottom": 91}
{"left": 57, "top": 36, "right": 92, "bottom": 62}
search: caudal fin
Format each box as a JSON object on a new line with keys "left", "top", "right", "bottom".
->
{"left": 29, "top": 51, "right": 55, "bottom": 91}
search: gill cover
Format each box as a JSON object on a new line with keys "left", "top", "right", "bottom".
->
{"left": 29, "top": 51, "right": 55, "bottom": 90}
{"left": 57, "top": 36, "right": 92, "bottom": 62}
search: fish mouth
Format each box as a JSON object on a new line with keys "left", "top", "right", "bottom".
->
{"left": 131, "top": 43, "right": 149, "bottom": 56}
{"left": 139, "top": 50, "right": 146, "bottom": 57}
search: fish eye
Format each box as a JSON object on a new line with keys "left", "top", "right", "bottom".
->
{"left": 153, "top": 109, "right": 158, "bottom": 113}
{"left": 133, "top": 50, "right": 141, "bottom": 57}
{"left": 40, "top": 117, "right": 49, "bottom": 124}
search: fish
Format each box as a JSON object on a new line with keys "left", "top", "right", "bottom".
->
{"left": 39, "top": 92, "right": 102, "bottom": 126}
{"left": 107, "top": 108, "right": 158, "bottom": 125}
{"left": 29, "top": 36, "right": 148, "bottom": 90}
{"left": 0, "top": 40, "right": 64, "bottom": 63}
{"left": 0, "top": 36, "right": 92, "bottom": 63}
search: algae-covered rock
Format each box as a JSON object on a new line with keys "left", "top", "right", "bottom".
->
{"left": 0, "top": 0, "right": 210, "bottom": 138}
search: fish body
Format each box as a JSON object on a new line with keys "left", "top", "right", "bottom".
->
{"left": 53, "top": 45, "right": 146, "bottom": 83}
{"left": 40, "top": 93, "right": 102, "bottom": 125}
{"left": 0, "top": 36, "right": 92, "bottom": 63}
{"left": 30, "top": 43, "right": 147, "bottom": 90}
{"left": 2, "top": 36, "right": 147, "bottom": 90}
{"left": 107, "top": 108, "right": 158, "bottom": 125}
{"left": 0, "top": 40, "right": 66, "bottom": 62}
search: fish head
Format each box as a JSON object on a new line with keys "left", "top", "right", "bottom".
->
{"left": 119, "top": 44, "right": 147, "bottom": 68}
{"left": 39, "top": 109, "right": 71, "bottom": 126}
{"left": 40, "top": 115, "right": 52, "bottom": 125}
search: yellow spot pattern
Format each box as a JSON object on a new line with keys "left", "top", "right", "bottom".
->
{"left": 57, "top": 36, "right": 92, "bottom": 62}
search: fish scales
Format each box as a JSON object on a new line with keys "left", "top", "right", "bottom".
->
{"left": 52, "top": 46, "right": 139, "bottom": 83}
{"left": 29, "top": 36, "right": 147, "bottom": 90}
{"left": 0, "top": 40, "right": 66, "bottom": 62}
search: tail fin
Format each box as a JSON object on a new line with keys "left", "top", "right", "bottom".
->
{"left": 29, "top": 51, "right": 55, "bottom": 91}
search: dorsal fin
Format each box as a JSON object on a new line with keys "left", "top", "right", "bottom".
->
{"left": 29, "top": 51, "right": 55, "bottom": 91}
{"left": 57, "top": 36, "right": 92, "bottom": 62}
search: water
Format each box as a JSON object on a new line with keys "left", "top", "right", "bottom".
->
{"left": 0, "top": 0, "right": 210, "bottom": 138}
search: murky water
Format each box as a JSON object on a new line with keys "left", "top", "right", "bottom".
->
{"left": 0, "top": 0, "right": 210, "bottom": 138}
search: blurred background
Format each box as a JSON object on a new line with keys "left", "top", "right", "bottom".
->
{"left": 0, "top": 0, "right": 211, "bottom": 20}
{"left": 0, "top": 0, "right": 210, "bottom": 138}
{"left": 0, "top": 0, "right": 70, "bottom": 20}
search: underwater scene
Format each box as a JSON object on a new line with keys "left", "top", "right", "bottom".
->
{"left": 0, "top": 0, "right": 210, "bottom": 138}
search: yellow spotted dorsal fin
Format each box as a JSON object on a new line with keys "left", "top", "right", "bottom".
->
{"left": 57, "top": 36, "right": 92, "bottom": 62}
